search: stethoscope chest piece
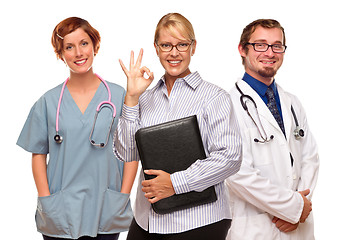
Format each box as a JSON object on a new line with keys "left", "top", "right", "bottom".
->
{"left": 54, "top": 134, "right": 63, "bottom": 144}
{"left": 293, "top": 127, "right": 305, "bottom": 140}
{"left": 291, "top": 105, "right": 304, "bottom": 140}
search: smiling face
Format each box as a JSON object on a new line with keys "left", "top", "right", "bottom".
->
{"left": 155, "top": 27, "right": 196, "bottom": 82}
{"left": 239, "top": 26, "right": 285, "bottom": 85}
{"left": 62, "top": 28, "right": 96, "bottom": 75}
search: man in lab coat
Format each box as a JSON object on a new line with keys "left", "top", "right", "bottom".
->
{"left": 226, "top": 19, "right": 319, "bottom": 240}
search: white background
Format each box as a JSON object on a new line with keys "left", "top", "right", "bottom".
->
{"left": 1, "top": 0, "right": 343, "bottom": 239}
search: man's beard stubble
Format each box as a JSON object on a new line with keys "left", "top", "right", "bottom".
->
{"left": 258, "top": 67, "right": 277, "bottom": 79}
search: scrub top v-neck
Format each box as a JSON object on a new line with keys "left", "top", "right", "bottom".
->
{"left": 65, "top": 82, "right": 101, "bottom": 117}
{"left": 17, "top": 80, "right": 133, "bottom": 239}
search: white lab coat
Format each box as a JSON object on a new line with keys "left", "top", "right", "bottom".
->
{"left": 226, "top": 79, "right": 319, "bottom": 240}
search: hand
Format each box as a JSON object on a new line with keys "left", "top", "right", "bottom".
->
{"left": 299, "top": 189, "right": 312, "bottom": 223}
{"left": 141, "top": 170, "right": 176, "bottom": 204}
{"left": 272, "top": 217, "right": 299, "bottom": 232}
{"left": 119, "top": 48, "right": 154, "bottom": 107}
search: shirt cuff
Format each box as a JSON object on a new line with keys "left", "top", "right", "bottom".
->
{"left": 295, "top": 191, "right": 305, "bottom": 223}
{"left": 121, "top": 104, "right": 139, "bottom": 121}
{"left": 170, "top": 171, "right": 190, "bottom": 195}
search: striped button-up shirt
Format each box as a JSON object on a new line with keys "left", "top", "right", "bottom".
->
{"left": 114, "top": 72, "right": 242, "bottom": 234}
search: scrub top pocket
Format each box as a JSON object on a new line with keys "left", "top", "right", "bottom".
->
{"left": 99, "top": 188, "right": 132, "bottom": 233}
{"left": 36, "top": 191, "right": 70, "bottom": 237}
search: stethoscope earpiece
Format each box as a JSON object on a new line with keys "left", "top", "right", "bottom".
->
{"left": 89, "top": 140, "right": 104, "bottom": 148}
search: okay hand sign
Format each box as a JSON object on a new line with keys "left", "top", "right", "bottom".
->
{"left": 119, "top": 48, "right": 154, "bottom": 107}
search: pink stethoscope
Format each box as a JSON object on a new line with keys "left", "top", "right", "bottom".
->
{"left": 54, "top": 74, "right": 116, "bottom": 148}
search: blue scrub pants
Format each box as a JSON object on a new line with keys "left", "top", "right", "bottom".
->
{"left": 42, "top": 233, "right": 119, "bottom": 240}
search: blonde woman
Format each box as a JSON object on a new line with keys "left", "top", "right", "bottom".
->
{"left": 114, "top": 13, "right": 242, "bottom": 240}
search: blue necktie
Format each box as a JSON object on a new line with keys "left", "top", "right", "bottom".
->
{"left": 266, "top": 87, "right": 285, "bottom": 135}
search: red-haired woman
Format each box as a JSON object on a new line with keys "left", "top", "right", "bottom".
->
{"left": 17, "top": 17, "right": 134, "bottom": 240}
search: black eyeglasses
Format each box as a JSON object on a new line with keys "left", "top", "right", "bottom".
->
{"left": 246, "top": 42, "right": 287, "bottom": 53}
{"left": 156, "top": 40, "right": 194, "bottom": 52}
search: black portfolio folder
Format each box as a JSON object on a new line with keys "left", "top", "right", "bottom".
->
{"left": 135, "top": 115, "right": 217, "bottom": 214}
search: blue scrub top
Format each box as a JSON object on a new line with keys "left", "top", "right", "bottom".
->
{"left": 17, "top": 80, "right": 133, "bottom": 239}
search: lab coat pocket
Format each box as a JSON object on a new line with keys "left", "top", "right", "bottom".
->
{"left": 36, "top": 191, "right": 70, "bottom": 236}
{"left": 248, "top": 128, "right": 273, "bottom": 166}
{"left": 230, "top": 213, "right": 280, "bottom": 240}
{"left": 99, "top": 188, "right": 133, "bottom": 232}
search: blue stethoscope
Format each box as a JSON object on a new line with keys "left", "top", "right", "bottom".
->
{"left": 54, "top": 74, "right": 116, "bottom": 148}
{"left": 235, "top": 83, "right": 304, "bottom": 143}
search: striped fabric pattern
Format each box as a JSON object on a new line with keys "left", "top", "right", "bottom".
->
{"left": 114, "top": 71, "right": 242, "bottom": 234}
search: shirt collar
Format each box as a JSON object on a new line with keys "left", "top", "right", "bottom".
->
{"left": 158, "top": 71, "right": 202, "bottom": 90}
{"left": 242, "top": 72, "right": 278, "bottom": 97}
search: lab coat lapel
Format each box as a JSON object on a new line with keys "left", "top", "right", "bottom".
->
{"left": 237, "top": 80, "right": 283, "bottom": 135}
{"left": 277, "top": 85, "right": 293, "bottom": 142}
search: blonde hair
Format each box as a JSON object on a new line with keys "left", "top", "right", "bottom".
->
{"left": 154, "top": 13, "right": 195, "bottom": 43}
